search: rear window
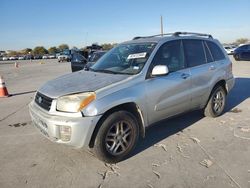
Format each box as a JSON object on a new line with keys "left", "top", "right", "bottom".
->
{"left": 183, "top": 40, "right": 206, "bottom": 67}
{"left": 206, "top": 41, "right": 225, "bottom": 61}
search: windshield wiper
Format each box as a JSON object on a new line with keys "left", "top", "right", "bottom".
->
{"left": 91, "top": 69, "right": 118, "bottom": 74}
{"left": 89, "top": 68, "right": 134, "bottom": 75}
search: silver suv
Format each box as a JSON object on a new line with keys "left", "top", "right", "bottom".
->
{"left": 29, "top": 32, "right": 235, "bottom": 163}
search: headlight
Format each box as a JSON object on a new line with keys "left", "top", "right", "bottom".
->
{"left": 56, "top": 92, "right": 96, "bottom": 112}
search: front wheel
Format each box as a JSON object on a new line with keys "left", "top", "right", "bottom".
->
{"left": 93, "top": 111, "right": 139, "bottom": 163}
{"left": 204, "top": 86, "right": 226, "bottom": 118}
{"left": 234, "top": 54, "right": 240, "bottom": 61}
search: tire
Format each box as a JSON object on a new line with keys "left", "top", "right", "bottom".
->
{"left": 93, "top": 111, "right": 139, "bottom": 163}
{"left": 204, "top": 86, "right": 226, "bottom": 118}
{"left": 234, "top": 54, "right": 240, "bottom": 61}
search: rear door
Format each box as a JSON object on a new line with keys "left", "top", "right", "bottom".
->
{"left": 183, "top": 39, "right": 216, "bottom": 108}
{"left": 145, "top": 40, "right": 192, "bottom": 124}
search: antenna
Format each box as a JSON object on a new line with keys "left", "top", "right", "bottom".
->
{"left": 160, "top": 15, "right": 163, "bottom": 36}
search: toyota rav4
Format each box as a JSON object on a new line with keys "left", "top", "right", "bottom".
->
{"left": 29, "top": 32, "right": 235, "bottom": 163}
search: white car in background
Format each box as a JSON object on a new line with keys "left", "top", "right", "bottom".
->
{"left": 42, "top": 55, "right": 49, "bottom": 59}
{"left": 2, "top": 57, "right": 9, "bottom": 61}
{"left": 48, "top": 54, "right": 56, "bottom": 59}
{"left": 224, "top": 46, "right": 234, "bottom": 55}
{"left": 58, "top": 54, "right": 71, "bottom": 62}
{"left": 18, "top": 56, "right": 25, "bottom": 60}
{"left": 9, "top": 56, "right": 18, "bottom": 60}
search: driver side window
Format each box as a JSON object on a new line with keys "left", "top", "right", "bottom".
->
{"left": 152, "top": 40, "right": 185, "bottom": 72}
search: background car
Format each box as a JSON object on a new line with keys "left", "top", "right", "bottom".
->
{"left": 18, "top": 56, "right": 25, "bottom": 60}
{"left": 84, "top": 51, "right": 106, "bottom": 71}
{"left": 42, "top": 55, "right": 49, "bottom": 59}
{"left": 233, "top": 44, "right": 250, "bottom": 61}
{"left": 58, "top": 54, "right": 71, "bottom": 62}
{"left": 24, "top": 55, "right": 34, "bottom": 60}
{"left": 9, "top": 56, "right": 18, "bottom": 60}
{"left": 48, "top": 54, "right": 56, "bottom": 59}
{"left": 34, "top": 55, "right": 42, "bottom": 59}
{"left": 2, "top": 57, "right": 9, "bottom": 61}
{"left": 70, "top": 52, "right": 87, "bottom": 72}
{"left": 224, "top": 46, "right": 234, "bottom": 55}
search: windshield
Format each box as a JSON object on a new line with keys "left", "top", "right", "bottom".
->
{"left": 91, "top": 43, "right": 156, "bottom": 75}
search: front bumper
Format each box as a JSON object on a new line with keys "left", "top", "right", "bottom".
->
{"left": 29, "top": 101, "right": 101, "bottom": 148}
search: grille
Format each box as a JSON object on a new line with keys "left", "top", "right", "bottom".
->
{"left": 35, "top": 92, "right": 53, "bottom": 111}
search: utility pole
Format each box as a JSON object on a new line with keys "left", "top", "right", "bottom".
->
{"left": 160, "top": 15, "right": 163, "bottom": 36}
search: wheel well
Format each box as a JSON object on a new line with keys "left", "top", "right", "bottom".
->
{"left": 213, "top": 80, "right": 227, "bottom": 94}
{"left": 203, "top": 80, "right": 227, "bottom": 109}
{"left": 88, "top": 102, "right": 145, "bottom": 148}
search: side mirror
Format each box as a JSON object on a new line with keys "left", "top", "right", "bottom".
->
{"left": 151, "top": 65, "right": 169, "bottom": 76}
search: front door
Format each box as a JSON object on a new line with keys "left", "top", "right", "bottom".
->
{"left": 145, "top": 40, "right": 192, "bottom": 125}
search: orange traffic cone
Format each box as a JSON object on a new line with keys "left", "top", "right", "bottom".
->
{"left": 0, "top": 76, "right": 9, "bottom": 97}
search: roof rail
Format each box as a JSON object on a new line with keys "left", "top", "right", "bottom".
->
{"left": 132, "top": 33, "right": 174, "bottom": 40}
{"left": 173, "top": 32, "right": 213, "bottom": 38}
{"left": 133, "top": 32, "right": 213, "bottom": 40}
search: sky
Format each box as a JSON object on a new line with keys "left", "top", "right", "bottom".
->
{"left": 0, "top": 0, "right": 250, "bottom": 51}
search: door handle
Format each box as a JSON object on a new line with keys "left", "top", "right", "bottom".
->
{"left": 209, "top": 65, "right": 216, "bottom": 70}
{"left": 181, "top": 73, "right": 190, "bottom": 79}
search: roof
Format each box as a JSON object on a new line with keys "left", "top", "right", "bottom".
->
{"left": 122, "top": 32, "right": 214, "bottom": 45}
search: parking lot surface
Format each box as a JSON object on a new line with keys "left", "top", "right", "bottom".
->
{"left": 0, "top": 58, "right": 250, "bottom": 188}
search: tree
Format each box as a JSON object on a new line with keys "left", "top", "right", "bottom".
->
{"left": 33, "top": 46, "right": 48, "bottom": 55}
{"left": 21, "top": 48, "right": 32, "bottom": 55}
{"left": 8, "top": 50, "right": 19, "bottom": 56}
{"left": 48, "top": 46, "right": 58, "bottom": 54}
{"left": 58, "top": 44, "right": 69, "bottom": 52}
{"left": 235, "top": 38, "right": 249, "bottom": 45}
{"left": 101, "top": 43, "right": 117, "bottom": 50}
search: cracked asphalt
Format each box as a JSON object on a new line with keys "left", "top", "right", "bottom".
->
{"left": 0, "top": 57, "right": 249, "bottom": 188}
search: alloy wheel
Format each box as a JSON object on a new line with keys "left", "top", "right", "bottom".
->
{"left": 212, "top": 90, "right": 225, "bottom": 114}
{"left": 105, "top": 120, "right": 133, "bottom": 156}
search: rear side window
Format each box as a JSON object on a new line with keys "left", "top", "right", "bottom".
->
{"left": 204, "top": 42, "right": 213, "bottom": 63}
{"left": 206, "top": 41, "right": 225, "bottom": 61}
{"left": 151, "top": 40, "right": 185, "bottom": 72}
{"left": 183, "top": 40, "right": 206, "bottom": 67}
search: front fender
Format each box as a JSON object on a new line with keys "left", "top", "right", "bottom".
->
{"left": 82, "top": 84, "right": 148, "bottom": 126}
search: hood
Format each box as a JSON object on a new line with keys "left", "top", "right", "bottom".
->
{"left": 38, "top": 71, "right": 130, "bottom": 98}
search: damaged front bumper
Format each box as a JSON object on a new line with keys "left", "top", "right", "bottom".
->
{"left": 29, "top": 101, "right": 101, "bottom": 148}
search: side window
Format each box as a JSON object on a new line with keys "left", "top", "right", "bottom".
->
{"left": 206, "top": 41, "right": 225, "bottom": 61}
{"left": 183, "top": 40, "right": 206, "bottom": 67}
{"left": 151, "top": 40, "right": 185, "bottom": 72}
{"left": 204, "top": 41, "right": 213, "bottom": 63}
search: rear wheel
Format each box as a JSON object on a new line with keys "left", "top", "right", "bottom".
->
{"left": 93, "top": 111, "right": 139, "bottom": 163}
{"left": 204, "top": 86, "right": 226, "bottom": 117}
